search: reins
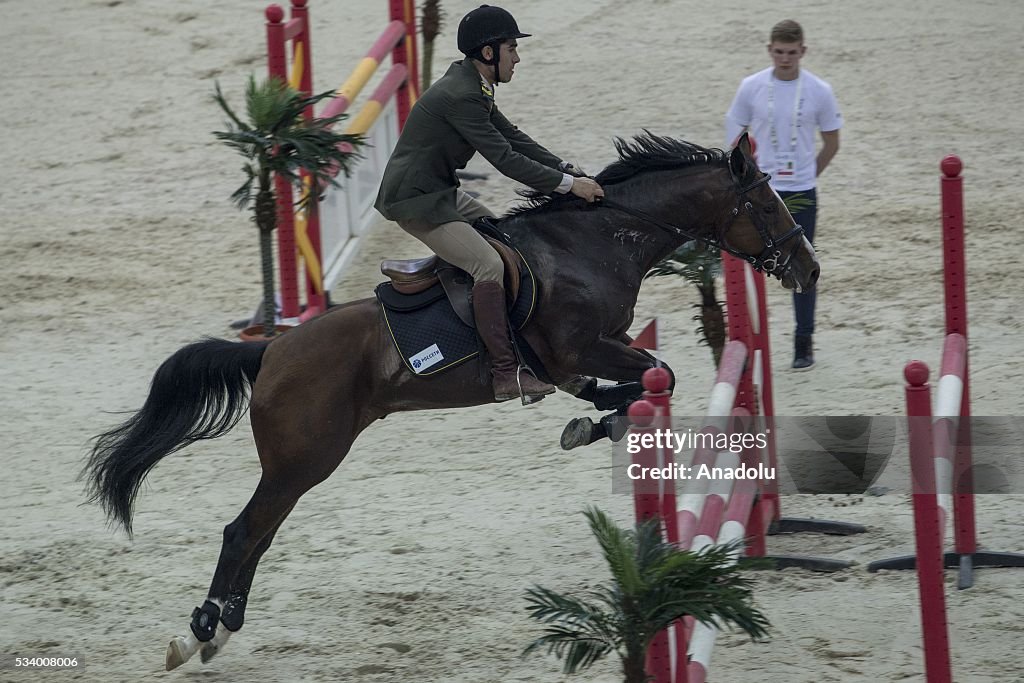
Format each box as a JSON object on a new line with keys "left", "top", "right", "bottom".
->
{"left": 595, "top": 172, "right": 805, "bottom": 277}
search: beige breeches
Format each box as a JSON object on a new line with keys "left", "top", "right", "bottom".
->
{"left": 396, "top": 191, "right": 502, "bottom": 283}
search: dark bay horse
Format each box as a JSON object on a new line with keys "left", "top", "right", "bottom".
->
{"left": 84, "top": 133, "right": 817, "bottom": 670}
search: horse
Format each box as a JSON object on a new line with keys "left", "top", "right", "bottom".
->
{"left": 84, "top": 132, "right": 818, "bottom": 670}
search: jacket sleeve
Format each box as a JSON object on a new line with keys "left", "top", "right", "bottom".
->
{"left": 490, "top": 105, "right": 562, "bottom": 170}
{"left": 447, "top": 92, "right": 564, "bottom": 193}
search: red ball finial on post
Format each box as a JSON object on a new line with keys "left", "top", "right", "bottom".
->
{"left": 642, "top": 366, "right": 672, "bottom": 394}
{"left": 940, "top": 154, "right": 962, "bottom": 178}
{"left": 904, "top": 360, "right": 930, "bottom": 387}
{"left": 292, "top": 0, "right": 309, "bottom": 8}
{"left": 627, "top": 399, "right": 656, "bottom": 428}
{"left": 265, "top": 4, "right": 285, "bottom": 22}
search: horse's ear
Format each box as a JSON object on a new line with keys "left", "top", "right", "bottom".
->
{"left": 729, "top": 132, "right": 751, "bottom": 179}
{"left": 736, "top": 131, "right": 753, "bottom": 158}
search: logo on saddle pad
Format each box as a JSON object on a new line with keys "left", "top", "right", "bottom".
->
{"left": 409, "top": 343, "right": 445, "bottom": 373}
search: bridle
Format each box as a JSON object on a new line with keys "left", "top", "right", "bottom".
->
{"left": 596, "top": 167, "right": 806, "bottom": 278}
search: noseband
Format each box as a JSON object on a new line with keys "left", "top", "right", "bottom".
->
{"left": 597, "top": 171, "right": 805, "bottom": 279}
{"left": 719, "top": 173, "right": 806, "bottom": 276}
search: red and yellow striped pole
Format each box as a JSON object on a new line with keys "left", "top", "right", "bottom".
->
{"left": 345, "top": 64, "right": 409, "bottom": 135}
{"left": 319, "top": 21, "right": 407, "bottom": 120}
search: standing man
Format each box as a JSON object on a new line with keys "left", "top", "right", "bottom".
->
{"left": 725, "top": 19, "right": 842, "bottom": 370}
{"left": 375, "top": 4, "right": 603, "bottom": 403}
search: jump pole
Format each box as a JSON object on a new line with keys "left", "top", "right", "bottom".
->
{"left": 868, "top": 156, "right": 1024, "bottom": 587}
{"left": 724, "top": 254, "right": 866, "bottom": 561}
{"left": 864, "top": 155, "right": 1024, "bottom": 682}
{"left": 625, "top": 252, "right": 867, "bottom": 682}
{"left": 263, "top": 1, "right": 419, "bottom": 323}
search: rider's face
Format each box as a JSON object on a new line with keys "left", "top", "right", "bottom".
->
{"left": 496, "top": 40, "right": 520, "bottom": 82}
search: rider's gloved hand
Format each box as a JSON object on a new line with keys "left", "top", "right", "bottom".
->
{"left": 570, "top": 177, "right": 604, "bottom": 203}
{"left": 559, "top": 160, "right": 588, "bottom": 177}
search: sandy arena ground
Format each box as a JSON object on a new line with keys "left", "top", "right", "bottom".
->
{"left": 2, "top": 0, "right": 1023, "bottom": 681}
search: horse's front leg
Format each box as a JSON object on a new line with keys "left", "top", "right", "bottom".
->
{"left": 572, "top": 335, "right": 661, "bottom": 381}
{"left": 558, "top": 337, "right": 675, "bottom": 451}
{"left": 560, "top": 376, "right": 645, "bottom": 410}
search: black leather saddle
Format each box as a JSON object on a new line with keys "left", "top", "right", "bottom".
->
{"left": 373, "top": 220, "right": 538, "bottom": 376}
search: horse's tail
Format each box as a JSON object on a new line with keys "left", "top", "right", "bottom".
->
{"left": 84, "top": 337, "right": 268, "bottom": 536}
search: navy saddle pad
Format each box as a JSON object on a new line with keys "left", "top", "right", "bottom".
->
{"left": 375, "top": 259, "right": 537, "bottom": 376}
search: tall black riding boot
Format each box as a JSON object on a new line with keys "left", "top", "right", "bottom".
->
{"left": 472, "top": 281, "right": 555, "bottom": 402}
{"left": 793, "top": 334, "right": 815, "bottom": 370}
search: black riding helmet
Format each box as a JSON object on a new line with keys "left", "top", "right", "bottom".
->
{"left": 457, "top": 5, "right": 530, "bottom": 84}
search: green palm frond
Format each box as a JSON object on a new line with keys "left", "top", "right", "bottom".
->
{"left": 525, "top": 508, "right": 771, "bottom": 681}
{"left": 782, "top": 191, "right": 816, "bottom": 215}
{"left": 213, "top": 75, "right": 365, "bottom": 211}
{"left": 646, "top": 240, "right": 725, "bottom": 367}
{"left": 228, "top": 164, "right": 257, "bottom": 210}
{"left": 524, "top": 587, "right": 618, "bottom": 673}
{"left": 646, "top": 240, "right": 721, "bottom": 286}
{"left": 585, "top": 507, "right": 644, "bottom": 594}
{"left": 524, "top": 626, "right": 615, "bottom": 674}
{"left": 213, "top": 74, "right": 367, "bottom": 336}
{"left": 212, "top": 81, "right": 250, "bottom": 132}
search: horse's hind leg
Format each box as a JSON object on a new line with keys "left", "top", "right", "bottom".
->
{"left": 198, "top": 512, "right": 292, "bottom": 664}
{"left": 164, "top": 479, "right": 301, "bottom": 670}
{"left": 165, "top": 386, "right": 368, "bottom": 671}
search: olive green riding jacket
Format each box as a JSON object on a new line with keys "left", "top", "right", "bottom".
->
{"left": 374, "top": 58, "right": 565, "bottom": 225}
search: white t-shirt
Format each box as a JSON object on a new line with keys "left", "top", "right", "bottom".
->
{"left": 724, "top": 67, "right": 842, "bottom": 191}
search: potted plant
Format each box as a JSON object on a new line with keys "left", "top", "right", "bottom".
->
{"left": 647, "top": 241, "right": 726, "bottom": 367}
{"left": 524, "top": 507, "right": 769, "bottom": 682}
{"left": 213, "top": 75, "right": 364, "bottom": 339}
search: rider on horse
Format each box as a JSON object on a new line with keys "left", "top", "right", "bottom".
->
{"left": 374, "top": 5, "right": 605, "bottom": 404}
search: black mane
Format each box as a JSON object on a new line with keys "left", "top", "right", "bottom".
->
{"left": 508, "top": 132, "right": 727, "bottom": 216}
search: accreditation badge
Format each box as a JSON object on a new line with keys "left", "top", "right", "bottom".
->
{"left": 775, "top": 151, "right": 796, "bottom": 178}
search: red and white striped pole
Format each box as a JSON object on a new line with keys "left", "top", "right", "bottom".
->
{"left": 686, "top": 408, "right": 761, "bottom": 683}
{"left": 626, "top": 398, "right": 672, "bottom": 682}
{"left": 675, "top": 340, "right": 746, "bottom": 549}
{"left": 932, "top": 333, "right": 967, "bottom": 541}
{"left": 940, "top": 155, "right": 976, "bottom": 562}
{"left": 905, "top": 360, "right": 954, "bottom": 683}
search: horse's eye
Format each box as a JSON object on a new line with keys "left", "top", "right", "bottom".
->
{"left": 763, "top": 203, "right": 776, "bottom": 214}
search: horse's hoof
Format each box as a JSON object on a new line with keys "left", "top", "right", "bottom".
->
{"left": 165, "top": 636, "right": 190, "bottom": 671}
{"left": 199, "top": 641, "right": 219, "bottom": 664}
{"left": 200, "top": 627, "right": 232, "bottom": 663}
{"left": 560, "top": 417, "right": 595, "bottom": 451}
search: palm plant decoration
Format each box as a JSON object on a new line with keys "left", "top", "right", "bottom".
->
{"left": 780, "top": 192, "right": 815, "bottom": 215}
{"left": 420, "top": 0, "right": 444, "bottom": 92}
{"left": 213, "top": 75, "right": 364, "bottom": 337}
{"left": 647, "top": 241, "right": 725, "bottom": 367}
{"left": 524, "top": 507, "right": 769, "bottom": 683}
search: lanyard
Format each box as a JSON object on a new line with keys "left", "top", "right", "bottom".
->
{"left": 767, "top": 73, "right": 802, "bottom": 153}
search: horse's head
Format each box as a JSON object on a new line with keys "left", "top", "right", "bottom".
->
{"left": 724, "top": 133, "right": 819, "bottom": 292}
